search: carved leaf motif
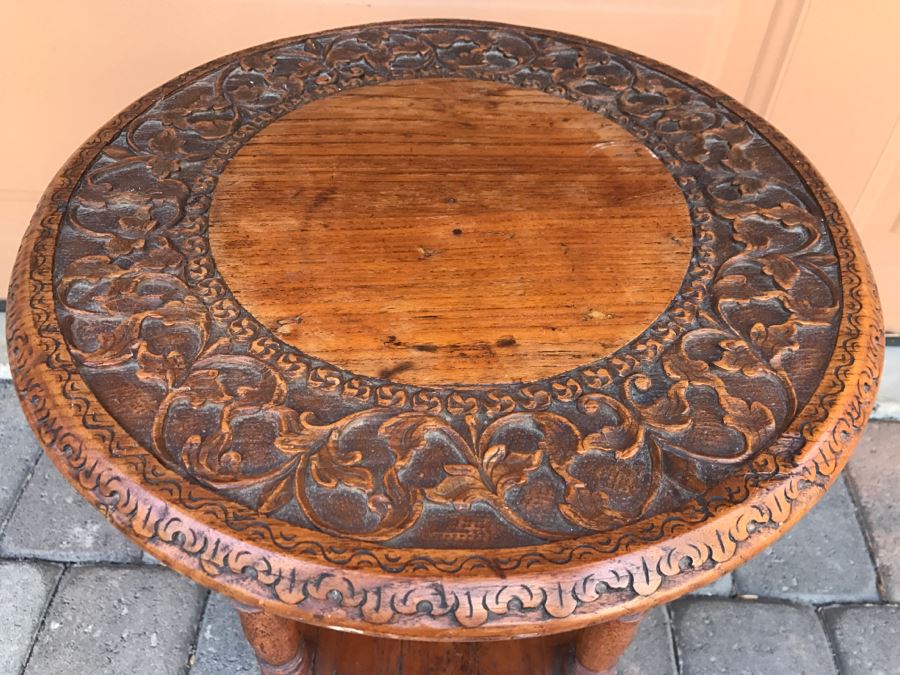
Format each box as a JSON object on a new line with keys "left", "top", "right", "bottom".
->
{"left": 426, "top": 464, "right": 493, "bottom": 509}
{"left": 577, "top": 394, "right": 644, "bottom": 459}
{"left": 719, "top": 396, "right": 776, "bottom": 454}
{"left": 273, "top": 421, "right": 330, "bottom": 455}
{"left": 483, "top": 413, "right": 577, "bottom": 482}
{"left": 715, "top": 339, "right": 768, "bottom": 377}
{"left": 183, "top": 431, "right": 239, "bottom": 482}
{"left": 749, "top": 321, "right": 798, "bottom": 367}
{"left": 378, "top": 413, "right": 471, "bottom": 472}
{"left": 761, "top": 201, "right": 820, "bottom": 230}
{"left": 377, "top": 413, "right": 554, "bottom": 514}
{"left": 258, "top": 473, "right": 294, "bottom": 514}
{"left": 759, "top": 253, "right": 801, "bottom": 289}
{"left": 159, "top": 94, "right": 240, "bottom": 140}
{"left": 482, "top": 444, "right": 506, "bottom": 472}
{"left": 308, "top": 430, "right": 375, "bottom": 492}
{"left": 628, "top": 378, "right": 692, "bottom": 434}
{"left": 732, "top": 217, "right": 773, "bottom": 249}
{"left": 50, "top": 23, "right": 844, "bottom": 549}
{"left": 486, "top": 443, "right": 544, "bottom": 494}
{"left": 116, "top": 205, "right": 157, "bottom": 232}
{"left": 146, "top": 128, "right": 189, "bottom": 176}
{"left": 240, "top": 51, "right": 278, "bottom": 74}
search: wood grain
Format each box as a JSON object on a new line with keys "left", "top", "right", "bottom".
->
{"left": 209, "top": 78, "right": 692, "bottom": 385}
{"left": 286, "top": 620, "right": 571, "bottom": 675}
{"left": 5, "top": 20, "right": 883, "bottom": 664}
{"left": 235, "top": 610, "right": 642, "bottom": 674}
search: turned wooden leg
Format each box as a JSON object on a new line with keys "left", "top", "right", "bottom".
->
{"left": 235, "top": 604, "right": 312, "bottom": 675}
{"left": 571, "top": 613, "right": 644, "bottom": 675}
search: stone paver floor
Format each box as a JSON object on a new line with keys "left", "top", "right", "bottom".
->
{"left": 0, "top": 336, "right": 898, "bottom": 673}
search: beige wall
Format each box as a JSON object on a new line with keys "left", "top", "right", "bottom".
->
{"left": 3, "top": 0, "right": 899, "bottom": 330}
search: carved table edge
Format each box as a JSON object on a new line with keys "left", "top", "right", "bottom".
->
{"left": 4, "top": 19, "right": 885, "bottom": 639}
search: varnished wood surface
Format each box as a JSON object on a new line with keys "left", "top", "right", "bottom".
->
{"left": 6, "top": 20, "right": 883, "bottom": 646}
{"left": 256, "top": 613, "right": 639, "bottom": 674}
{"left": 209, "top": 78, "right": 691, "bottom": 385}
{"left": 291, "top": 622, "right": 571, "bottom": 675}
{"left": 238, "top": 605, "right": 312, "bottom": 674}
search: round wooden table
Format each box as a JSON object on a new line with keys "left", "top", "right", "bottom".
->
{"left": 7, "top": 20, "right": 884, "bottom": 675}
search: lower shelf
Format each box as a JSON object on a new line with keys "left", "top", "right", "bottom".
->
{"left": 293, "top": 625, "right": 574, "bottom": 675}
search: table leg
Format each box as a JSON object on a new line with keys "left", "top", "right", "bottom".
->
{"left": 570, "top": 614, "right": 644, "bottom": 675}
{"left": 235, "top": 604, "right": 312, "bottom": 675}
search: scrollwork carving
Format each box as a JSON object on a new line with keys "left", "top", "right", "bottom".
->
{"left": 48, "top": 22, "right": 845, "bottom": 545}
{"left": 6, "top": 21, "right": 882, "bottom": 635}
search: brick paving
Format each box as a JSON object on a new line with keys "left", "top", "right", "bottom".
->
{"left": 820, "top": 604, "right": 900, "bottom": 675}
{"left": 670, "top": 598, "right": 838, "bottom": 675}
{"left": 845, "top": 422, "right": 900, "bottom": 602}
{"left": 26, "top": 566, "right": 205, "bottom": 674}
{"left": 0, "top": 330, "right": 897, "bottom": 673}
{"left": 732, "top": 477, "right": 879, "bottom": 604}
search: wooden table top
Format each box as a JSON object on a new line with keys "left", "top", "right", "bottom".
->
{"left": 7, "top": 20, "right": 883, "bottom": 640}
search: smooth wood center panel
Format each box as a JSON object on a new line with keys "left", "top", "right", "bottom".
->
{"left": 209, "top": 78, "right": 691, "bottom": 385}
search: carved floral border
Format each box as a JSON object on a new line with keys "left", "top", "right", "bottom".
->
{"left": 50, "top": 23, "right": 844, "bottom": 542}
{"left": 7, "top": 21, "right": 883, "bottom": 635}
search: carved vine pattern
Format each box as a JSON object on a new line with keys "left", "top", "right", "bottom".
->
{"left": 50, "top": 25, "right": 845, "bottom": 544}
{"left": 7, "top": 21, "right": 882, "bottom": 631}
